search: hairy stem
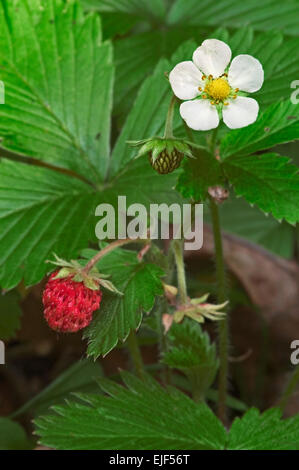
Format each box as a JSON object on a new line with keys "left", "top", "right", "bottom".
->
{"left": 163, "top": 94, "right": 176, "bottom": 139}
{"left": 279, "top": 366, "right": 299, "bottom": 413}
{"left": 127, "top": 330, "right": 145, "bottom": 380}
{"left": 209, "top": 128, "right": 218, "bottom": 156}
{"left": 155, "top": 300, "right": 172, "bottom": 385}
{"left": 183, "top": 124, "right": 229, "bottom": 420}
{"left": 83, "top": 238, "right": 149, "bottom": 273}
{"left": 172, "top": 239, "right": 188, "bottom": 304}
{"left": 209, "top": 196, "right": 229, "bottom": 425}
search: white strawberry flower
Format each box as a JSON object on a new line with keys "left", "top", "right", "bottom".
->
{"left": 169, "top": 39, "right": 264, "bottom": 131}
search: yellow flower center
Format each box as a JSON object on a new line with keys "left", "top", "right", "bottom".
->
{"left": 205, "top": 78, "right": 230, "bottom": 101}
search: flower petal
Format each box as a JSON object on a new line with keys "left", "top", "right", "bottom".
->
{"left": 169, "top": 61, "right": 204, "bottom": 100}
{"left": 180, "top": 99, "right": 219, "bottom": 131}
{"left": 222, "top": 96, "right": 259, "bottom": 129}
{"left": 192, "top": 39, "right": 231, "bottom": 78}
{"left": 228, "top": 54, "right": 264, "bottom": 92}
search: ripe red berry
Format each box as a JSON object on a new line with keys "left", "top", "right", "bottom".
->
{"left": 42, "top": 271, "right": 102, "bottom": 333}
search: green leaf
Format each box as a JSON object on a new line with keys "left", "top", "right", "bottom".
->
{"left": 228, "top": 407, "right": 299, "bottom": 450}
{"left": 217, "top": 196, "right": 295, "bottom": 258}
{"left": 13, "top": 359, "right": 102, "bottom": 418}
{"left": 221, "top": 100, "right": 299, "bottom": 159}
{"left": 0, "top": 0, "right": 114, "bottom": 183}
{"left": 113, "top": 30, "right": 198, "bottom": 116}
{"left": 164, "top": 320, "right": 219, "bottom": 398}
{"left": 168, "top": 0, "right": 299, "bottom": 36}
{"left": 81, "top": 0, "right": 167, "bottom": 22}
{"left": 35, "top": 372, "right": 227, "bottom": 450}
{"left": 225, "top": 27, "right": 254, "bottom": 57}
{"left": 223, "top": 153, "right": 299, "bottom": 224}
{"left": 0, "top": 418, "right": 32, "bottom": 450}
{"left": 99, "top": 12, "right": 138, "bottom": 39}
{"left": 176, "top": 149, "right": 223, "bottom": 201}
{"left": 0, "top": 290, "right": 22, "bottom": 340}
{"left": 83, "top": 248, "right": 164, "bottom": 358}
{"left": 165, "top": 320, "right": 218, "bottom": 368}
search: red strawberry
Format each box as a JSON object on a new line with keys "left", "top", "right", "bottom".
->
{"left": 43, "top": 271, "right": 102, "bottom": 333}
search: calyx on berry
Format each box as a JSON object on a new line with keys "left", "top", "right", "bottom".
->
{"left": 128, "top": 93, "right": 196, "bottom": 174}
{"left": 47, "top": 254, "right": 123, "bottom": 295}
{"left": 129, "top": 137, "right": 194, "bottom": 174}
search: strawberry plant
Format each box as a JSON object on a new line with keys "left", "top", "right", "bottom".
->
{"left": 1, "top": 0, "right": 299, "bottom": 451}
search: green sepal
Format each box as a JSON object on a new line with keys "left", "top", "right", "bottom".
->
{"left": 72, "top": 273, "right": 84, "bottom": 283}
{"left": 83, "top": 277, "right": 100, "bottom": 291}
{"left": 46, "top": 254, "right": 122, "bottom": 295}
{"left": 128, "top": 137, "right": 195, "bottom": 162}
{"left": 52, "top": 267, "right": 74, "bottom": 279}
{"left": 99, "top": 279, "right": 123, "bottom": 296}
{"left": 151, "top": 140, "right": 168, "bottom": 162}
{"left": 46, "top": 254, "right": 74, "bottom": 268}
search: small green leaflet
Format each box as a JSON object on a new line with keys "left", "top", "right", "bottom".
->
{"left": 163, "top": 320, "right": 219, "bottom": 398}
{"left": 82, "top": 248, "right": 164, "bottom": 358}
{"left": 223, "top": 153, "right": 299, "bottom": 225}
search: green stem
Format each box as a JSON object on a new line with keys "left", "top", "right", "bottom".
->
{"left": 155, "top": 301, "right": 172, "bottom": 386}
{"left": 156, "top": 247, "right": 176, "bottom": 385}
{"left": 83, "top": 237, "right": 149, "bottom": 273}
{"left": 127, "top": 330, "right": 145, "bottom": 380}
{"left": 182, "top": 122, "right": 229, "bottom": 420}
{"left": 209, "top": 196, "right": 229, "bottom": 425}
{"left": 210, "top": 128, "right": 218, "bottom": 156}
{"left": 279, "top": 366, "right": 299, "bottom": 413}
{"left": 163, "top": 94, "right": 176, "bottom": 139}
{"left": 172, "top": 239, "right": 188, "bottom": 304}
